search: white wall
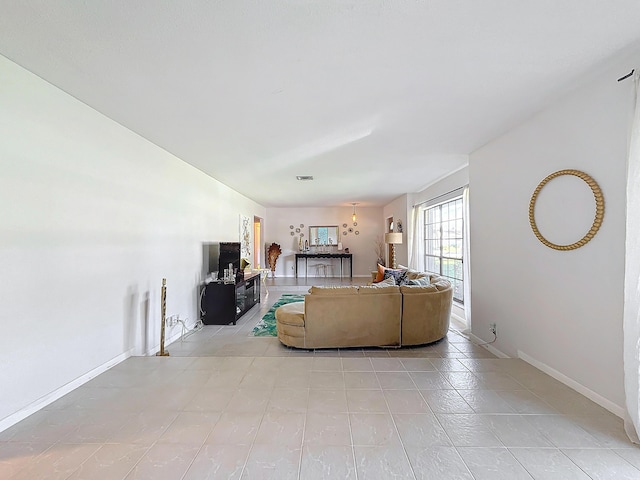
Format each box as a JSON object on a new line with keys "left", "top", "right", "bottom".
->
{"left": 0, "top": 56, "right": 265, "bottom": 427}
{"left": 265, "top": 207, "right": 384, "bottom": 277}
{"left": 469, "top": 58, "right": 635, "bottom": 412}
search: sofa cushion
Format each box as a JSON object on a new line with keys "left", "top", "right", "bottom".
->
{"left": 358, "top": 285, "right": 400, "bottom": 294}
{"left": 430, "top": 278, "right": 452, "bottom": 291}
{"left": 399, "top": 284, "right": 439, "bottom": 294}
{"left": 275, "top": 301, "right": 305, "bottom": 326}
{"left": 308, "top": 286, "right": 358, "bottom": 295}
{"left": 406, "top": 276, "right": 431, "bottom": 286}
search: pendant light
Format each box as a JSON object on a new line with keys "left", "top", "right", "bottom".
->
{"left": 352, "top": 203, "right": 358, "bottom": 222}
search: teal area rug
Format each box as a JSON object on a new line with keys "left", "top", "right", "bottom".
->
{"left": 251, "top": 294, "right": 305, "bottom": 337}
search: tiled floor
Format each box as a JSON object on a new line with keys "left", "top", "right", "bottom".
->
{"left": 1, "top": 279, "right": 639, "bottom": 479}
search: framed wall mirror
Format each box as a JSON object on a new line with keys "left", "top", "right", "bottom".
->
{"left": 309, "top": 226, "right": 339, "bottom": 246}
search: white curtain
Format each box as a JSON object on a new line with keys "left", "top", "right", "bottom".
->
{"left": 462, "top": 185, "right": 472, "bottom": 332}
{"left": 624, "top": 71, "right": 640, "bottom": 444}
{"left": 408, "top": 205, "right": 422, "bottom": 270}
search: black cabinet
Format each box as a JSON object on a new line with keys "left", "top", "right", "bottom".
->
{"left": 201, "top": 272, "right": 261, "bottom": 325}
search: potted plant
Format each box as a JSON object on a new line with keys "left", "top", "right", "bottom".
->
{"left": 267, "top": 243, "right": 282, "bottom": 278}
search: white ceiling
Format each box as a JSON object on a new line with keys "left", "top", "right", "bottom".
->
{"left": 2, "top": 1, "right": 640, "bottom": 207}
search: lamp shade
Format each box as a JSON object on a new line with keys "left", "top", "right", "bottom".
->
{"left": 385, "top": 232, "right": 403, "bottom": 244}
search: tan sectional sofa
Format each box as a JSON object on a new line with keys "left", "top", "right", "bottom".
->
{"left": 275, "top": 274, "right": 453, "bottom": 349}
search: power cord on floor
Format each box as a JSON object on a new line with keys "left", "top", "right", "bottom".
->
{"left": 448, "top": 327, "right": 497, "bottom": 347}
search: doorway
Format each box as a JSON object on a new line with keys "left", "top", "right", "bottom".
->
{"left": 253, "top": 216, "right": 263, "bottom": 269}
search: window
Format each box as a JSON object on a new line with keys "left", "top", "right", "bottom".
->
{"left": 423, "top": 196, "right": 464, "bottom": 303}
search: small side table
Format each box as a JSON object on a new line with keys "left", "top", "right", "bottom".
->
{"left": 253, "top": 269, "right": 271, "bottom": 295}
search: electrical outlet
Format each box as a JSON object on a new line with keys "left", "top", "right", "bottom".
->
{"left": 489, "top": 323, "right": 497, "bottom": 335}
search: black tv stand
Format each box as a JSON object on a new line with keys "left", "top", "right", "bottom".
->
{"left": 200, "top": 272, "right": 261, "bottom": 325}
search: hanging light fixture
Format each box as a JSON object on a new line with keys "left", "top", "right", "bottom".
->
{"left": 352, "top": 203, "right": 358, "bottom": 222}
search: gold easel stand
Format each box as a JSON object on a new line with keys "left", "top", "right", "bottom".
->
{"left": 156, "top": 278, "right": 170, "bottom": 356}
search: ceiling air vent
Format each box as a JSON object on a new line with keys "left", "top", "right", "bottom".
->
{"left": 296, "top": 175, "right": 314, "bottom": 181}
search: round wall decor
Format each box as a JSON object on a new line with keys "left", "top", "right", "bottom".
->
{"left": 528, "top": 169, "right": 604, "bottom": 251}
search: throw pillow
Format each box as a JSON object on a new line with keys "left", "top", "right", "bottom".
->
{"left": 373, "top": 263, "right": 386, "bottom": 283}
{"left": 384, "top": 269, "right": 408, "bottom": 285}
{"left": 373, "top": 276, "right": 396, "bottom": 287}
{"left": 407, "top": 277, "right": 431, "bottom": 286}
{"left": 373, "top": 263, "right": 409, "bottom": 283}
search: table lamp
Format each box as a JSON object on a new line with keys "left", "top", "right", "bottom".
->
{"left": 384, "top": 232, "right": 403, "bottom": 269}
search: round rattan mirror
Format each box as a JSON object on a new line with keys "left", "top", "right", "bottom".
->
{"left": 528, "top": 169, "right": 604, "bottom": 251}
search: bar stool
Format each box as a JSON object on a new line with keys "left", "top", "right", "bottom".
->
{"left": 312, "top": 263, "right": 326, "bottom": 277}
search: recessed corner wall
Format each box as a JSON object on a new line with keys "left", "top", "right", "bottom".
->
{"left": 265, "top": 207, "right": 384, "bottom": 277}
{"left": 0, "top": 56, "right": 265, "bottom": 426}
{"left": 469, "top": 59, "right": 635, "bottom": 411}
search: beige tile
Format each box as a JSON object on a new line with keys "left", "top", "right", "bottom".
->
{"left": 112, "top": 411, "right": 178, "bottom": 445}
{"left": 206, "top": 412, "right": 262, "bottom": 445}
{"left": 254, "top": 412, "right": 305, "bottom": 447}
{"left": 309, "top": 371, "right": 345, "bottom": 389}
{"left": 436, "top": 414, "right": 503, "bottom": 447}
{"left": 304, "top": 413, "right": 351, "bottom": 446}
{"left": 353, "top": 445, "right": 415, "bottom": 479}
{"left": 241, "top": 444, "right": 300, "bottom": 480}
{"left": 561, "top": 448, "right": 640, "bottom": 479}
{"left": 10, "top": 443, "right": 101, "bottom": 480}
{"left": 509, "top": 448, "right": 591, "bottom": 479}
{"left": 377, "top": 371, "right": 416, "bottom": 389}
{"left": 66, "top": 443, "right": 148, "bottom": 480}
{"left": 225, "top": 389, "right": 271, "bottom": 414}
{"left": 400, "top": 358, "right": 436, "bottom": 371}
{"left": 0, "top": 442, "right": 51, "bottom": 479}
{"left": 275, "top": 370, "right": 310, "bottom": 388}
{"left": 457, "top": 447, "right": 533, "bottom": 480}
{"left": 524, "top": 415, "right": 605, "bottom": 448}
{"left": 370, "top": 358, "right": 405, "bottom": 372}
{"left": 157, "top": 411, "right": 220, "bottom": 445}
{"left": 459, "top": 389, "right": 516, "bottom": 413}
{"left": 312, "top": 357, "right": 343, "bottom": 371}
{"left": 184, "top": 387, "right": 234, "bottom": 412}
{"left": 344, "top": 372, "right": 380, "bottom": 389}
{"left": 350, "top": 413, "right": 400, "bottom": 446}
{"left": 482, "top": 415, "right": 554, "bottom": 448}
{"left": 124, "top": 443, "right": 199, "bottom": 480}
{"left": 421, "top": 389, "right": 474, "bottom": 414}
{"left": 300, "top": 445, "right": 356, "bottom": 480}
{"left": 346, "top": 389, "right": 389, "bottom": 413}
{"left": 393, "top": 413, "right": 451, "bottom": 447}
{"left": 308, "top": 389, "right": 348, "bottom": 413}
{"left": 406, "top": 446, "right": 473, "bottom": 480}
{"left": 182, "top": 444, "right": 250, "bottom": 480}
{"left": 494, "top": 389, "right": 558, "bottom": 414}
{"left": 384, "top": 390, "right": 431, "bottom": 414}
{"left": 409, "top": 371, "right": 453, "bottom": 390}
{"left": 267, "top": 387, "right": 309, "bottom": 413}
{"left": 341, "top": 358, "right": 374, "bottom": 372}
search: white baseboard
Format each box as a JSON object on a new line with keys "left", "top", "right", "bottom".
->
{"left": 0, "top": 350, "right": 131, "bottom": 433}
{"left": 518, "top": 350, "right": 625, "bottom": 418}
{"left": 0, "top": 317, "right": 205, "bottom": 433}
{"left": 450, "top": 311, "right": 466, "bottom": 326}
{"left": 145, "top": 320, "right": 198, "bottom": 356}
